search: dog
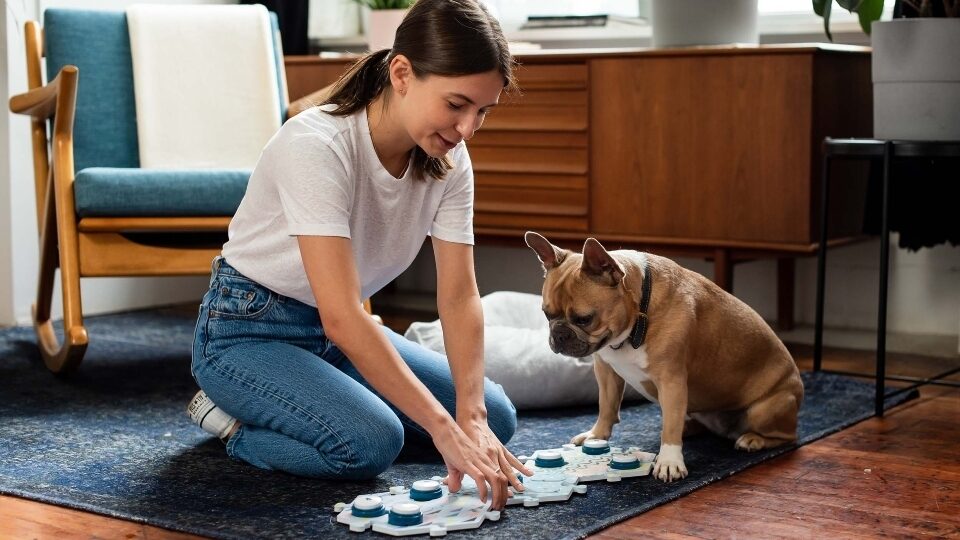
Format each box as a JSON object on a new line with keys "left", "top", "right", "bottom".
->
{"left": 524, "top": 231, "right": 804, "bottom": 482}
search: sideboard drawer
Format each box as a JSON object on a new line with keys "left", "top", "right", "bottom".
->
{"left": 474, "top": 212, "right": 588, "bottom": 232}
{"left": 475, "top": 185, "right": 587, "bottom": 216}
{"left": 484, "top": 88, "right": 588, "bottom": 131}
{"left": 470, "top": 146, "right": 587, "bottom": 175}
{"left": 475, "top": 172, "right": 587, "bottom": 191}
{"left": 470, "top": 131, "right": 586, "bottom": 149}
{"left": 474, "top": 172, "right": 588, "bottom": 233}
{"left": 469, "top": 62, "right": 589, "bottom": 233}
{"left": 512, "top": 62, "right": 588, "bottom": 91}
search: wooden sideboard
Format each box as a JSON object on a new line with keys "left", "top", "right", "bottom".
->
{"left": 285, "top": 45, "right": 873, "bottom": 328}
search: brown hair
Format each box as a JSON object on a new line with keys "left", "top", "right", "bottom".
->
{"left": 323, "top": 0, "right": 514, "bottom": 181}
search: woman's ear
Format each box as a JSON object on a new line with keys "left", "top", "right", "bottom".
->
{"left": 388, "top": 54, "right": 413, "bottom": 96}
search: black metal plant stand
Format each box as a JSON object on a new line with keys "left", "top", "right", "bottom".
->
{"left": 814, "top": 138, "right": 960, "bottom": 418}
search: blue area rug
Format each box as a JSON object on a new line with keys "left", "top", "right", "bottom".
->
{"left": 0, "top": 308, "right": 917, "bottom": 539}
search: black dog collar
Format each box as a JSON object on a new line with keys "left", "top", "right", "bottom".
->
{"left": 612, "top": 255, "right": 652, "bottom": 350}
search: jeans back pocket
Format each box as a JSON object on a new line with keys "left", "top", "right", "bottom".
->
{"left": 209, "top": 274, "right": 275, "bottom": 319}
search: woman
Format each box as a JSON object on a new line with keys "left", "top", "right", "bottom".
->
{"left": 187, "top": 0, "right": 530, "bottom": 509}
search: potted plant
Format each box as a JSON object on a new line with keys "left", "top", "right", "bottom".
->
{"left": 814, "top": 0, "right": 960, "bottom": 140}
{"left": 355, "top": 0, "right": 412, "bottom": 52}
{"left": 651, "top": 0, "right": 759, "bottom": 48}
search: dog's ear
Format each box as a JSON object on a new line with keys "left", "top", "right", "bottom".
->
{"left": 525, "top": 231, "right": 566, "bottom": 272}
{"left": 581, "top": 238, "right": 625, "bottom": 285}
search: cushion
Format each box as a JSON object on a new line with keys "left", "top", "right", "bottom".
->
{"left": 73, "top": 168, "right": 250, "bottom": 218}
{"left": 404, "top": 291, "right": 644, "bottom": 410}
{"left": 126, "top": 4, "right": 282, "bottom": 169}
{"left": 44, "top": 9, "right": 140, "bottom": 172}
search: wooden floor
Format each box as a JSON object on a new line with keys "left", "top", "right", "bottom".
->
{"left": 2, "top": 342, "right": 958, "bottom": 539}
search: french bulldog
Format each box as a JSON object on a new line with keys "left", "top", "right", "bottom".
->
{"left": 524, "top": 231, "right": 804, "bottom": 482}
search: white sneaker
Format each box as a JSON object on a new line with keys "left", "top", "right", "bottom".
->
{"left": 187, "top": 390, "right": 237, "bottom": 440}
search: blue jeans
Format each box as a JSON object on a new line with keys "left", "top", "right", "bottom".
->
{"left": 191, "top": 257, "right": 517, "bottom": 480}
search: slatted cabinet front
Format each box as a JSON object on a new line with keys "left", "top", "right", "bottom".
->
{"left": 470, "top": 61, "right": 590, "bottom": 234}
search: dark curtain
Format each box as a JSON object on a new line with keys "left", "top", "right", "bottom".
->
{"left": 242, "top": 0, "right": 310, "bottom": 55}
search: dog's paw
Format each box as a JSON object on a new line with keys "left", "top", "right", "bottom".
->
{"left": 653, "top": 444, "right": 687, "bottom": 482}
{"left": 735, "top": 433, "right": 767, "bottom": 452}
{"left": 570, "top": 428, "right": 611, "bottom": 446}
{"left": 570, "top": 431, "right": 595, "bottom": 446}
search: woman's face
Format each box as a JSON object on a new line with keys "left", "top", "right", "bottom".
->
{"left": 398, "top": 69, "right": 505, "bottom": 158}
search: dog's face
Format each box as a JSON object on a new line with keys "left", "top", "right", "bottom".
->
{"left": 525, "top": 232, "right": 636, "bottom": 357}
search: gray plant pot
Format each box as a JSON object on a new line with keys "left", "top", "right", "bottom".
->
{"left": 872, "top": 18, "right": 960, "bottom": 141}
{"left": 651, "top": 0, "right": 758, "bottom": 48}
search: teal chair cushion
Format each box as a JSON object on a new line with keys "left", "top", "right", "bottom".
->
{"left": 44, "top": 9, "right": 140, "bottom": 172}
{"left": 73, "top": 168, "right": 250, "bottom": 218}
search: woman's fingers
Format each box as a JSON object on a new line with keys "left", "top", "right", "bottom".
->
{"left": 499, "top": 453, "right": 525, "bottom": 493}
{"left": 467, "top": 466, "right": 489, "bottom": 504}
{"left": 505, "top": 448, "right": 533, "bottom": 476}
{"left": 468, "top": 453, "right": 507, "bottom": 509}
{"left": 485, "top": 462, "right": 508, "bottom": 509}
{"left": 444, "top": 470, "right": 464, "bottom": 493}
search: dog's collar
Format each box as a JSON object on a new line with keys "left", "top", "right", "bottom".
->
{"left": 612, "top": 255, "right": 652, "bottom": 350}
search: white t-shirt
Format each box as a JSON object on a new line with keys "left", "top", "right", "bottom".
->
{"left": 222, "top": 104, "right": 475, "bottom": 306}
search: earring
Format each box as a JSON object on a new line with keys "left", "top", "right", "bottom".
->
{"left": 399, "top": 88, "right": 406, "bottom": 96}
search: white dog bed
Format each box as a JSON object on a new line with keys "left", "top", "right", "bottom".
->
{"left": 403, "top": 291, "right": 643, "bottom": 410}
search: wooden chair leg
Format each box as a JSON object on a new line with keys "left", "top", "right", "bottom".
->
{"left": 33, "top": 183, "right": 87, "bottom": 374}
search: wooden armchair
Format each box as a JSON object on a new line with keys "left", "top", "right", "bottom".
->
{"left": 8, "top": 9, "right": 334, "bottom": 374}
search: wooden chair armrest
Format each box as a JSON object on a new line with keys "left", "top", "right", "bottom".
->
{"left": 286, "top": 83, "right": 336, "bottom": 120}
{"left": 8, "top": 65, "right": 77, "bottom": 120}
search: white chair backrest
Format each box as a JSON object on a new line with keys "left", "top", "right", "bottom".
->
{"left": 127, "top": 4, "right": 282, "bottom": 169}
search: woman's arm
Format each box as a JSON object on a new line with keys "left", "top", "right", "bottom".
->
{"left": 432, "top": 237, "right": 532, "bottom": 489}
{"left": 432, "top": 238, "right": 486, "bottom": 418}
{"left": 298, "top": 235, "right": 513, "bottom": 507}
{"left": 299, "top": 235, "right": 452, "bottom": 436}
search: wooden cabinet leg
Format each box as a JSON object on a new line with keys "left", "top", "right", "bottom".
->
{"left": 777, "top": 257, "right": 795, "bottom": 331}
{"left": 713, "top": 249, "right": 732, "bottom": 292}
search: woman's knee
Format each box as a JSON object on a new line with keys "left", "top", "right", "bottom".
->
{"left": 330, "top": 413, "right": 405, "bottom": 480}
{"left": 483, "top": 379, "right": 517, "bottom": 443}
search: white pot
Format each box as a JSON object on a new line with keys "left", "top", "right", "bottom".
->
{"left": 872, "top": 19, "right": 960, "bottom": 141}
{"left": 651, "top": 0, "right": 758, "bottom": 48}
{"left": 309, "top": 0, "right": 360, "bottom": 39}
{"left": 366, "top": 8, "right": 407, "bottom": 52}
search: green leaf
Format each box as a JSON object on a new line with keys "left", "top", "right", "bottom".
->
{"left": 856, "top": 0, "right": 884, "bottom": 34}
{"left": 836, "top": 0, "right": 863, "bottom": 11}
{"left": 813, "top": 0, "right": 829, "bottom": 15}
{"left": 820, "top": 0, "right": 834, "bottom": 41}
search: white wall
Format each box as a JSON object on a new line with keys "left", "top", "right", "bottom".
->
{"left": 3, "top": 0, "right": 38, "bottom": 327}
{"left": 0, "top": 2, "right": 11, "bottom": 325}
{"left": 0, "top": 0, "right": 235, "bottom": 327}
{"left": 1, "top": 3, "right": 8, "bottom": 325}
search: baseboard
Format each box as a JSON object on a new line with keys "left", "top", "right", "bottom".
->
{"left": 778, "top": 324, "right": 960, "bottom": 360}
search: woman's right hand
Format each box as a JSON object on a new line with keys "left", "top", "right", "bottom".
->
{"left": 430, "top": 421, "right": 512, "bottom": 509}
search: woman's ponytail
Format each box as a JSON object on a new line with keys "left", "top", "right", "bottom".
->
{"left": 322, "top": 48, "right": 391, "bottom": 116}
